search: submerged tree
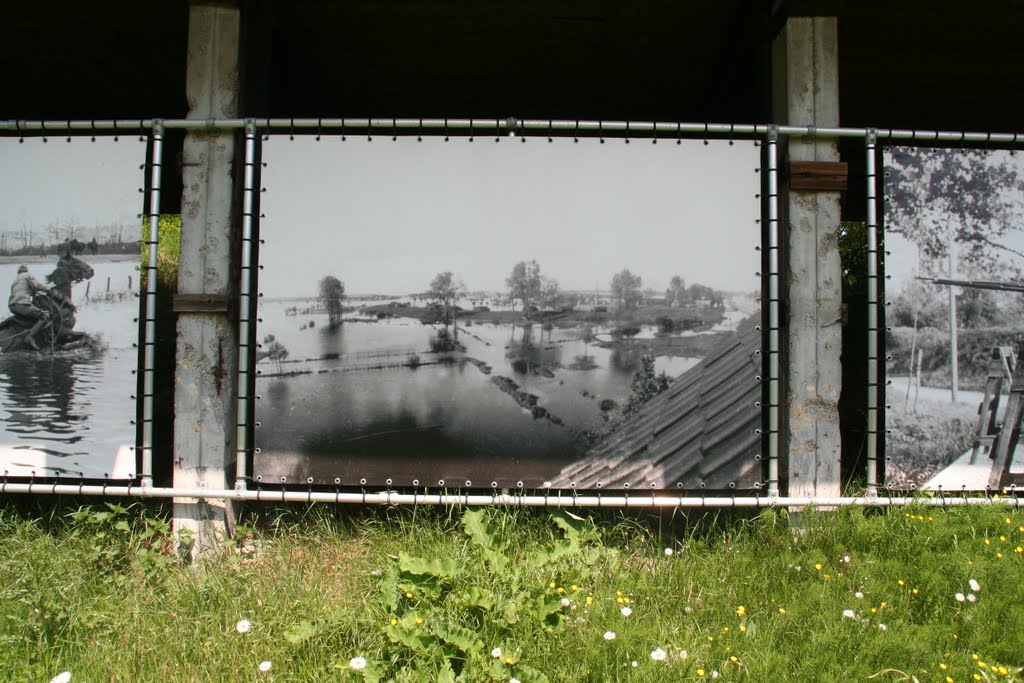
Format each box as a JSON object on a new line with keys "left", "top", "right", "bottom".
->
{"left": 666, "top": 275, "right": 687, "bottom": 307}
{"left": 506, "top": 260, "right": 543, "bottom": 313}
{"left": 610, "top": 268, "right": 643, "bottom": 313}
{"left": 625, "top": 354, "right": 671, "bottom": 414}
{"left": 429, "top": 270, "right": 465, "bottom": 340}
{"left": 319, "top": 275, "right": 345, "bottom": 328}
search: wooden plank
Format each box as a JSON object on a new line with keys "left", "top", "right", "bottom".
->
{"left": 788, "top": 160, "right": 848, "bottom": 191}
{"left": 172, "top": 293, "right": 231, "bottom": 313}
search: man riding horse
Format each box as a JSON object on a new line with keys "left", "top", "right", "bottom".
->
{"left": 8, "top": 264, "right": 68, "bottom": 350}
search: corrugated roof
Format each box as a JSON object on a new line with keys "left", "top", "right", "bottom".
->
{"left": 552, "top": 314, "right": 763, "bottom": 489}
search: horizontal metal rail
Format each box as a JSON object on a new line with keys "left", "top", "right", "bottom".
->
{"left": 3, "top": 118, "right": 1024, "bottom": 144}
{"left": 0, "top": 483, "right": 1019, "bottom": 507}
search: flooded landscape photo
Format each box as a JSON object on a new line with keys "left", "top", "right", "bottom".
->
{"left": 0, "top": 137, "right": 144, "bottom": 479}
{"left": 253, "top": 136, "right": 763, "bottom": 489}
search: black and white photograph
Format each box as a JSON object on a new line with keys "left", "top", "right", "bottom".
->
{"left": 884, "top": 146, "right": 1024, "bottom": 490}
{"left": 253, "top": 135, "right": 762, "bottom": 489}
{"left": 0, "top": 136, "right": 144, "bottom": 479}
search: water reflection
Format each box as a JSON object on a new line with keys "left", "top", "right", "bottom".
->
{"left": 0, "top": 354, "right": 90, "bottom": 443}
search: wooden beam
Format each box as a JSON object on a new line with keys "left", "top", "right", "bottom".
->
{"left": 172, "top": 293, "right": 231, "bottom": 313}
{"left": 788, "top": 160, "right": 848, "bottom": 191}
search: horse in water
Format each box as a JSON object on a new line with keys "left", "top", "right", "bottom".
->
{"left": 0, "top": 251, "right": 96, "bottom": 352}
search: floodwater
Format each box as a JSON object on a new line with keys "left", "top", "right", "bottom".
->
{"left": 0, "top": 258, "right": 139, "bottom": 480}
{"left": 254, "top": 299, "right": 709, "bottom": 486}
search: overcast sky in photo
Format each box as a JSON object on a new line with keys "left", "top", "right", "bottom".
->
{"left": 0, "top": 137, "right": 146, "bottom": 234}
{"left": 257, "top": 135, "right": 761, "bottom": 299}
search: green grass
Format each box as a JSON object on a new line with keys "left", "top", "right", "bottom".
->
{"left": 1, "top": 501, "right": 1023, "bottom": 682}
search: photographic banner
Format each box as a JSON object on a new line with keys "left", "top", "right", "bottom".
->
{"left": 0, "top": 135, "right": 145, "bottom": 479}
{"left": 884, "top": 146, "right": 1024, "bottom": 490}
{"left": 252, "top": 135, "right": 763, "bottom": 489}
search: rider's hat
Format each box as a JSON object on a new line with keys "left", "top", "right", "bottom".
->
{"left": 17, "top": 265, "right": 27, "bottom": 273}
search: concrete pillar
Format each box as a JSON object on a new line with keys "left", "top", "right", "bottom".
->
{"left": 772, "top": 17, "right": 843, "bottom": 497}
{"left": 173, "top": 2, "right": 241, "bottom": 557}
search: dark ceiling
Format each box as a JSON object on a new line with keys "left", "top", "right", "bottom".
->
{"left": 4, "top": 1, "right": 1021, "bottom": 129}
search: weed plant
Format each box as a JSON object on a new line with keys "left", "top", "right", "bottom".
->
{"left": 0, "top": 500, "right": 1022, "bottom": 682}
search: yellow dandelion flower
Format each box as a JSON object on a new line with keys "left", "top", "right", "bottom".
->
{"left": 1015, "top": 546, "right": 1023, "bottom": 553}
{"left": 390, "top": 618, "right": 398, "bottom": 626}
{"left": 823, "top": 574, "right": 832, "bottom": 580}
{"left": 912, "top": 588, "right": 920, "bottom": 595}
{"left": 616, "top": 597, "right": 625, "bottom": 604}
{"left": 997, "top": 552, "right": 1004, "bottom": 558}
{"left": 871, "top": 607, "right": 878, "bottom": 614}
{"left": 973, "top": 675, "right": 982, "bottom": 681}
{"left": 898, "top": 580, "right": 905, "bottom": 587}
{"left": 946, "top": 676, "right": 954, "bottom": 683}
{"left": 736, "top": 605, "right": 746, "bottom": 616}
{"left": 697, "top": 669, "right": 706, "bottom": 677}
{"left": 505, "top": 658, "right": 513, "bottom": 665}
{"left": 616, "top": 590, "right": 623, "bottom": 597}
{"left": 778, "top": 607, "right": 786, "bottom": 615}
{"left": 1006, "top": 517, "right": 1013, "bottom": 524}
{"left": 985, "top": 539, "right": 992, "bottom": 545}
{"left": 998, "top": 666, "right": 1008, "bottom": 675}
{"left": 972, "top": 654, "right": 980, "bottom": 661}
{"left": 815, "top": 563, "right": 823, "bottom": 571}
{"left": 405, "top": 592, "right": 413, "bottom": 599}
{"left": 707, "top": 636, "right": 715, "bottom": 642}
{"left": 1000, "top": 535, "right": 1007, "bottom": 542}
{"left": 978, "top": 662, "right": 987, "bottom": 669}
{"left": 415, "top": 617, "right": 424, "bottom": 625}
{"left": 722, "top": 627, "right": 730, "bottom": 634}
{"left": 880, "top": 602, "right": 888, "bottom": 608}
{"left": 557, "top": 587, "right": 566, "bottom": 594}
{"left": 730, "top": 656, "right": 738, "bottom": 663}
{"left": 940, "top": 664, "right": 948, "bottom": 671}
{"left": 586, "top": 596, "right": 594, "bottom": 605}
{"left": 1018, "top": 526, "right": 1024, "bottom": 532}
{"left": 739, "top": 625, "right": 747, "bottom": 633}
{"left": 549, "top": 582, "right": 556, "bottom": 589}
{"left": 571, "top": 584, "right": 579, "bottom": 592}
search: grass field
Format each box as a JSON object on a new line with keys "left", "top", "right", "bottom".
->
{"left": 1, "top": 500, "right": 1023, "bottom": 682}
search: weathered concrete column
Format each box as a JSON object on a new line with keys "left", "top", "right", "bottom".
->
{"left": 173, "top": 2, "right": 241, "bottom": 557}
{"left": 772, "top": 17, "right": 843, "bottom": 497}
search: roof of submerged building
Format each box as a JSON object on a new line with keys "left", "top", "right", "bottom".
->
{"left": 553, "top": 314, "right": 763, "bottom": 490}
